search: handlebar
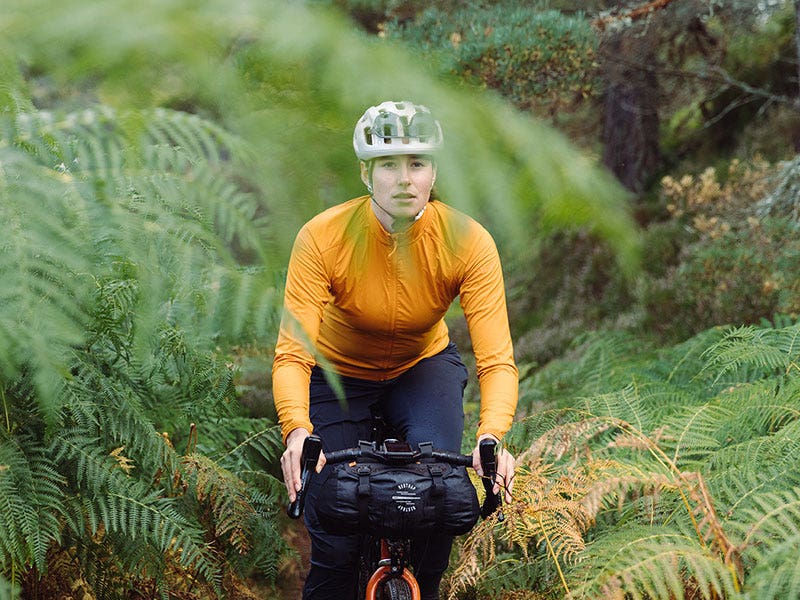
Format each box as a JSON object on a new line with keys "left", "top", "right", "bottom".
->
{"left": 324, "top": 439, "right": 473, "bottom": 467}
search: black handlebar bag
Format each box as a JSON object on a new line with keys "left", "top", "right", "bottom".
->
{"left": 315, "top": 460, "right": 480, "bottom": 539}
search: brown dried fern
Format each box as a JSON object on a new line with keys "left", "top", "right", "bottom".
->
{"left": 448, "top": 458, "right": 601, "bottom": 598}
{"left": 182, "top": 453, "right": 255, "bottom": 555}
{"left": 448, "top": 415, "right": 742, "bottom": 598}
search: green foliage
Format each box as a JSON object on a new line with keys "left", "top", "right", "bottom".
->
{"left": 385, "top": 6, "right": 599, "bottom": 113}
{"left": 5, "top": 0, "right": 638, "bottom": 260}
{"left": 660, "top": 3, "right": 800, "bottom": 164}
{"left": 723, "top": 1, "right": 796, "bottom": 84}
{"left": 639, "top": 159, "right": 800, "bottom": 340}
{"left": 0, "top": 272, "right": 289, "bottom": 597}
{"left": 0, "top": 431, "right": 64, "bottom": 573}
{"left": 0, "top": 41, "right": 289, "bottom": 594}
{"left": 1, "top": 0, "right": 637, "bottom": 596}
{"left": 1, "top": 0, "right": 798, "bottom": 598}
{"left": 1, "top": 102, "right": 280, "bottom": 405}
{"left": 454, "top": 320, "right": 800, "bottom": 599}
{"left": 0, "top": 575, "right": 18, "bottom": 600}
{"left": 567, "top": 526, "right": 737, "bottom": 600}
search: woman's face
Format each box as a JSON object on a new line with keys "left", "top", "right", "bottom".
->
{"left": 361, "top": 154, "right": 436, "bottom": 232}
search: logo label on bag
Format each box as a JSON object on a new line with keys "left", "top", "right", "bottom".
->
{"left": 393, "top": 482, "right": 421, "bottom": 512}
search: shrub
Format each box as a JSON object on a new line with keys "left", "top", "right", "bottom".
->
{"left": 639, "top": 158, "right": 800, "bottom": 339}
{"left": 385, "top": 6, "right": 599, "bottom": 115}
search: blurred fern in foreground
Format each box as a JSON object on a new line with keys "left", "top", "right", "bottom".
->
{"left": 0, "top": 95, "right": 287, "bottom": 598}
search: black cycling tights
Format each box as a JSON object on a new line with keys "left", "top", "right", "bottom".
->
{"left": 301, "top": 342, "right": 468, "bottom": 600}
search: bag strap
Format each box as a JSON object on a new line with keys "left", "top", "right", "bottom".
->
{"left": 357, "top": 465, "right": 371, "bottom": 531}
{"left": 428, "top": 464, "right": 445, "bottom": 527}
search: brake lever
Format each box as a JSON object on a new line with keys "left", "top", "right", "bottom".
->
{"left": 287, "top": 434, "right": 323, "bottom": 520}
{"left": 479, "top": 438, "right": 505, "bottom": 522}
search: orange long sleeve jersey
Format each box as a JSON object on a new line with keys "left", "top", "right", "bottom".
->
{"left": 272, "top": 195, "right": 518, "bottom": 442}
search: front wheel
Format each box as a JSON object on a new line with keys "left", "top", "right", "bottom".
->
{"left": 382, "top": 577, "right": 413, "bottom": 600}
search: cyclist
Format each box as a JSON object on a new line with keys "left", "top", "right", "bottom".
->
{"left": 273, "top": 100, "right": 518, "bottom": 600}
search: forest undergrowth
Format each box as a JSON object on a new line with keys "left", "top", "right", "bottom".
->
{"left": 3, "top": 1, "right": 800, "bottom": 599}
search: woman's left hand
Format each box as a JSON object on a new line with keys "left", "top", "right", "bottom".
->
{"left": 472, "top": 434, "right": 515, "bottom": 504}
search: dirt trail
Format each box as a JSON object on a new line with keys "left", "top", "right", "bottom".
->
{"left": 276, "top": 520, "right": 312, "bottom": 599}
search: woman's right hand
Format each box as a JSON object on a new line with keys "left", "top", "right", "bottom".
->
{"left": 280, "top": 428, "right": 325, "bottom": 503}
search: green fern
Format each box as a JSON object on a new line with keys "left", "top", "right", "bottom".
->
{"left": 485, "top": 318, "right": 800, "bottom": 599}
{"left": 701, "top": 324, "right": 800, "bottom": 383}
{"left": 567, "top": 526, "right": 738, "bottom": 600}
{"left": 0, "top": 0, "right": 643, "bottom": 596}
{"left": 0, "top": 433, "right": 63, "bottom": 572}
{"left": 727, "top": 487, "right": 800, "bottom": 600}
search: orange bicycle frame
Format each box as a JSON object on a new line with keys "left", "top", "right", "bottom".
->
{"left": 364, "top": 539, "right": 421, "bottom": 599}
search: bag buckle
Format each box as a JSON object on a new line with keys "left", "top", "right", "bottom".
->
{"left": 357, "top": 465, "right": 371, "bottom": 497}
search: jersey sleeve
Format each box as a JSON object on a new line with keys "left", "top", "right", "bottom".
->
{"left": 458, "top": 226, "right": 518, "bottom": 440}
{"left": 272, "top": 226, "right": 330, "bottom": 442}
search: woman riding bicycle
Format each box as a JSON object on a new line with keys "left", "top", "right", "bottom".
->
{"left": 273, "top": 100, "right": 518, "bottom": 600}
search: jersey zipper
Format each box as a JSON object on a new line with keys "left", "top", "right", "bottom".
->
{"left": 383, "top": 235, "right": 399, "bottom": 377}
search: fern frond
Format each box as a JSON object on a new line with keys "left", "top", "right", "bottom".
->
{"left": 708, "top": 427, "right": 800, "bottom": 519}
{"left": 211, "top": 420, "right": 282, "bottom": 468}
{"left": 713, "top": 377, "right": 800, "bottom": 443}
{"left": 0, "top": 432, "right": 64, "bottom": 572}
{"left": 584, "top": 385, "right": 648, "bottom": 433}
{"left": 455, "top": 454, "right": 602, "bottom": 598}
{"left": 53, "top": 428, "right": 220, "bottom": 579}
{"left": 662, "top": 327, "right": 727, "bottom": 386}
{"left": 183, "top": 453, "right": 254, "bottom": 555}
{"left": 566, "top": 526, "right": 738, "bottom": 600}
{"left": 51, "top": 429, "right": 130, "bottom": 495}
{"left": 445, "top": 552, "right": 548, "bottom": 600}
{"left": 737, "top": 487, "right": 800, "bottom": 550}
{"left": 568, "top": 330, "right": 651, "bottom": 397}
{"left": 701, "top": 324, "right": 800, "bottom": 383}
{"left": 0, "top": 146, "right": 93, "bottom": 420}
{"left": 744, "top": 551, "right": 800, "bottom": 600}
{"left": 659, "top": 402, "right": 729, "bottom": 469}
{"left": 181, "top": 451, "right": 289, "bottom": 578}
{"left": 582, "top": 379, "right": 701, "bottom": 437}
{"left": 729, "top": 487, "right": 800, "bottom": 600}
{"left": 506, "top": 462, "right": 593, "bottom": 561}
{"left": 518, "top": 415, "right": 613, "bottom": 465}
{"left": 506, "top": 408, "right": 584, "bottom": 455}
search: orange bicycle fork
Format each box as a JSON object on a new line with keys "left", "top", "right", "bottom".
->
{"left": 364, "top": 539, "right": 421, "bottom": 599}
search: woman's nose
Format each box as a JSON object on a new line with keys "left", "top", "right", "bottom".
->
{"left": 397, "top": 163, "right": 411, "bottom": 183}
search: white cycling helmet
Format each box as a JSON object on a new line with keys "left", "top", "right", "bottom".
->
{"left": 353, "top": 100, "right": 444, "bottom": 161}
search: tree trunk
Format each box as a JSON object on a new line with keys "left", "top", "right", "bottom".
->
{"left": 599, "top": 28, "right": 661, "bottom": 194}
